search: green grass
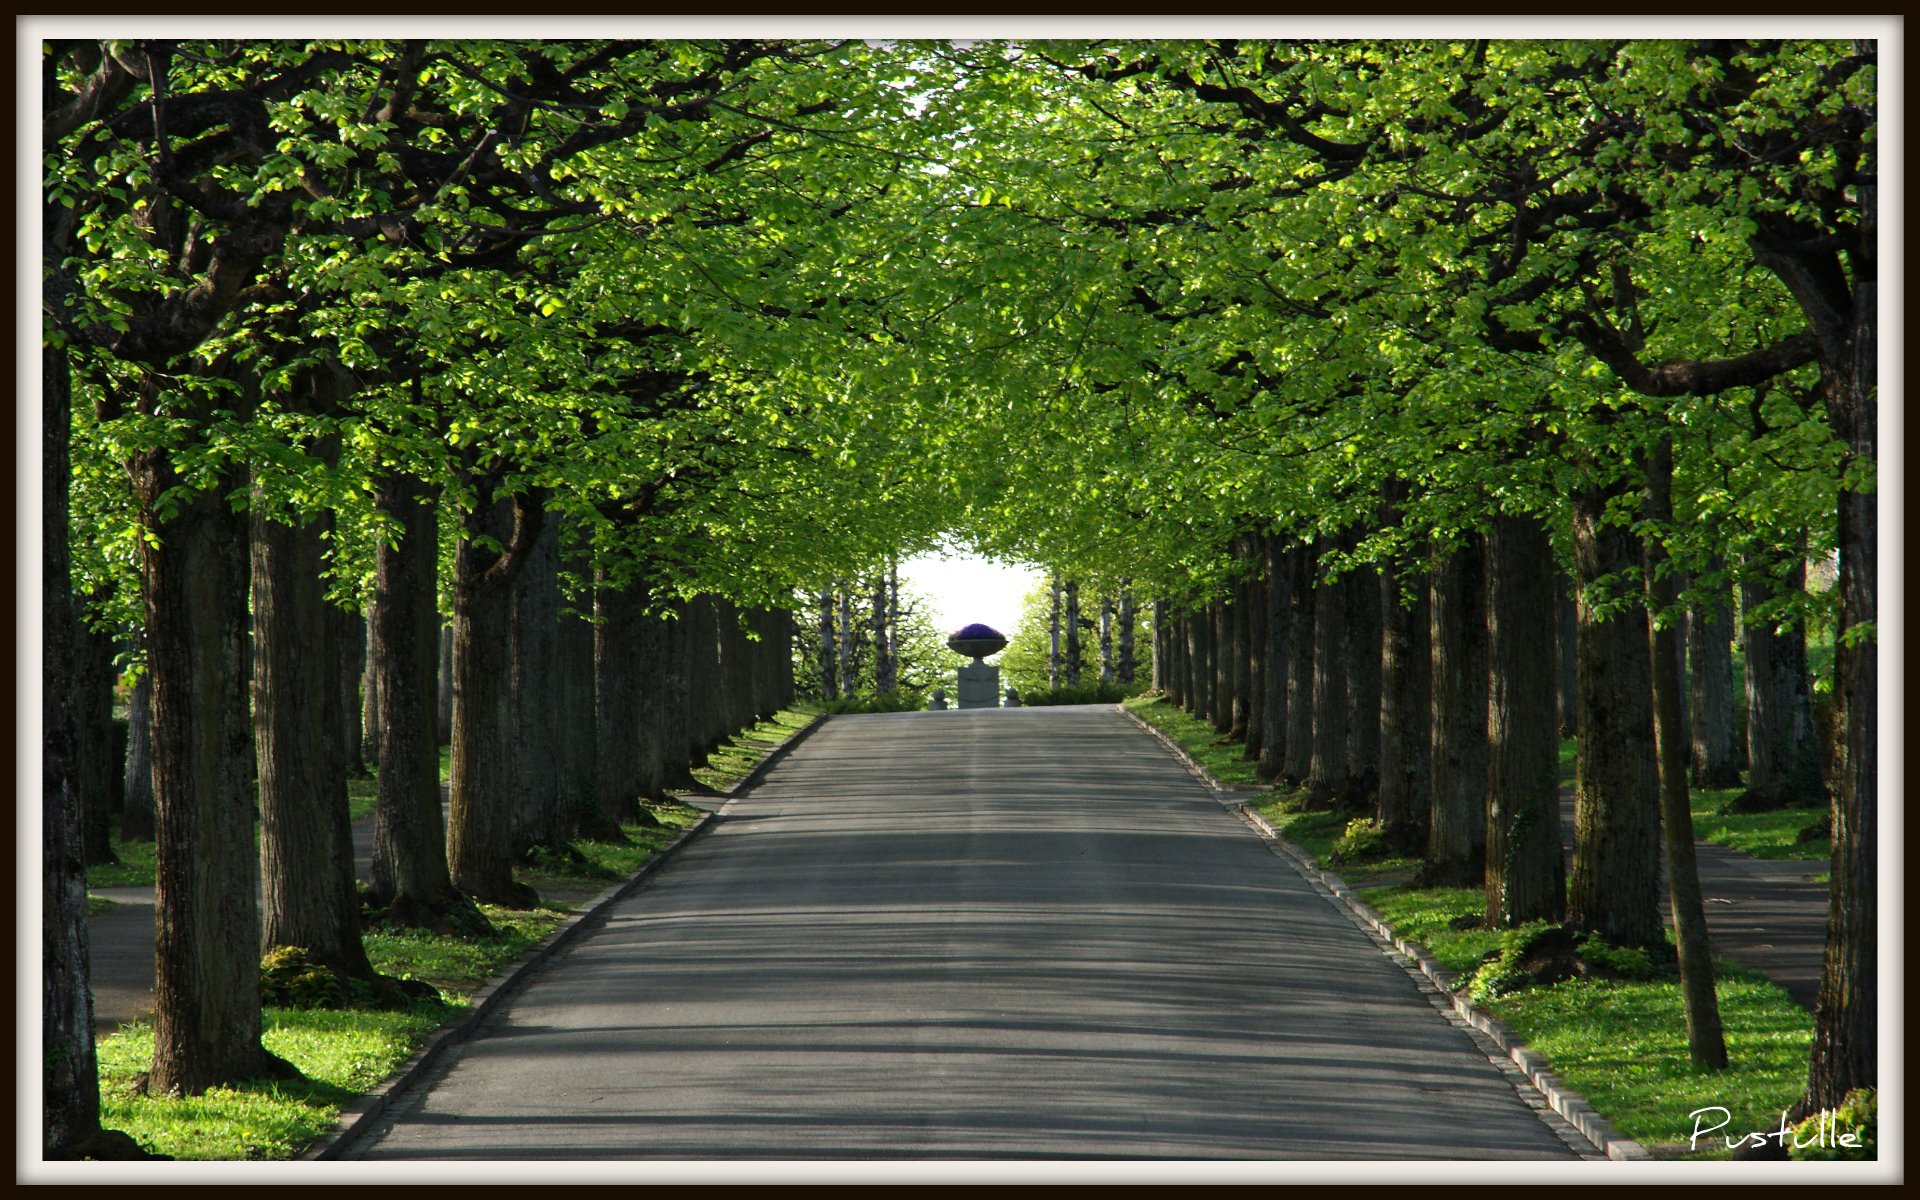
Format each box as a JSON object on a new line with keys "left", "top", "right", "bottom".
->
{"left": 1359, "top": 886, "right": 1814, "bottom": 1158}
{"left": 1136, "top": 697, "right": 1819, "bottom": 1161}
{"left": 87, "top": 894, "right": 119, "bottom": 916}
{"left": 1559, "top": 738, "right": 1832, "bottom": 862}
{"left": 1691, "top": 788, "right": 1830, "bottom": 860}
{"left": 86, "top": 837, "right": 156, "bottom": 889}
{"left": 1121, "top": 693, "right": 1263, "bottom": 787}
{"left": 690, "top": 703, "right": 823, "bottom": 793}
{"left": 93, "top": 807, "right": 711, "bottom": 1161}
{"left": 89, "top": 698, "right": 825, "bottom": 1161}
{"left": 97, "top": 1006, "right": 448, "bottom": 1161}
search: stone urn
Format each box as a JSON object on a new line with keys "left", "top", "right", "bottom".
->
{"left": 947, "top": 622, "right": 1008, "bottom": 663}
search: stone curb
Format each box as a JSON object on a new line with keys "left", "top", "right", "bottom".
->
{"left": 1117, "top": 703, "right": 1653, "bottom": 1164}
{"left": 306, "top": 710, "right": 829, "bottom": 1161}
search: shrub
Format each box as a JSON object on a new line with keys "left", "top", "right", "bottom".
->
{"left": 1788, "top": 1088, "right": 1876, "bottom": 1160}
{"left": 1328, "top": 817, "right": 1388, "bottom": 865}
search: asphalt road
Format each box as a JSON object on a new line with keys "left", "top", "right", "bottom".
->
{"left": 346, "top": 705, "right": 1585, "bottom": 1160}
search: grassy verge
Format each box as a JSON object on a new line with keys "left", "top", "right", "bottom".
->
{"left": 1120, "top": 692, "right": 1262, "bottom": 787}
{"left": 86, "top": 836, "right": 157, "bottom": 890}
{"left": 95, "top": 802, "right": 707, "bottom": 1161}
{"left": 1361, "top": 885, "right": 1814, "bottom": 1159}
{"left": 1558, "top": 740, "right": 1830, "bottom": 862}
{"left": 1128, "top": 693, "right": 1821, "bottom": 1161}
{"left": 691, "top": 703, "right": 823, "bottom": 793}
{"left": 91, "top": 698, "right": 819, "bottom": 1161}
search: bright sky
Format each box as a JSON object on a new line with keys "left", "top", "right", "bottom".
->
{"left": 899, "top": 551, "right": 1042, "bottom": 642}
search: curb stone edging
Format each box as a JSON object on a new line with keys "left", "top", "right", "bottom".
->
{"left": 307, "top": 710, "right": 829, "bottom": 1161}
{"left": 1117, "top": 703, "right": 1654, "bottom": 1164}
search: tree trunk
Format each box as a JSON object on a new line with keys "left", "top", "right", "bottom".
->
{"left": 436, "top": 622, "right": 454, "bottom": 747}
{"left": 659, "top": 598, "right": 699, "bottom": 791}
{"left": 1242, "top": 560, "right": 1266, "bottom": 763}
{"left": 1737, "top": 563, "right": 1825, "bottom": 810}
{"left": 44, "top": 337, "right": 101, "bottom": 1152}
{"left": 1343, "top": 559, "right": 1382, "bottom": 803}
{"left": 1210, "top": 596, "right": 1233, "bottom": 734}
{"left": 1305, "top": 557, "right": 1348, "bottom": 810}
{"left": 1282, "top": 546, "right": 1317, "bottom": 785}
{"left": 1256, "top": 538, "right": 1292, "bottom": 784}
{"left": 448, "top": 486, "right": 543, "bottom": 909}
{"left": 1800, "top": 140, "right": 1876, "bottom": 1117}
{"left": 1567, "top": 484, "right": 1663, "bottom": 951}
{"left": 1556, "top": 578, "right": 1578, "bottom": 740}
{"left": 594, "top": 568, "right": 647, "bottom": 828}
{"left": 360, "top": 602, "right": 380, "bottom": 770}
{"left": 1049, "top": 578, "right": 1062, "bottom": 690}
{"left": 369, "top": 472, "right": 488, "bottom": 935}
{"left": 251, "top": 479, "right": 374, "bottom": 980}
{"left": 121, "top": 629, "right": 157, "bottom": 842}
{"left": 555, "top": 539, "right": 598, "bottom": 841}
{"left": 1377, "top": 552, "right": 1431, "bottom": 854}
{"left": 1117, "top": 583, "right": 1137, "bottom": 685}
{"left": 1228, "top": 556, "right": 1251, "bottom": 743}
{"left": 1065, "top": 580, "right": 1084, "bottom": 689}
{"left": 74, "top": 612, "right": 120, "bottom": 865}
{"left": 510, "top": 509, "right": 564, "bottom": 852}
{"left": 816, "top": 590, "right": 838, "bottom": 701}
{"left": 870, "top": 576, "right": 893, "bottom": 694}
{"left": 1427, "top": 536, "right": 1487, "bottom": 885}
{"left": 134, "top": 454, "right": 295, "bottom": 1095}
{"left": 1099, "top": 594, "right": 1115, "bottom": 683}
{"left": 1645, "top": 440, "right": 1729, "bottom": 1069}
{"left": 632, "top": 600, "right": 673, "bottom": 810}
{"left": 836, "top": 583, "right": 856, "bottom": 697}
{"left": 341, "top": 609, "right": 368, "bottom": 778}
{"left": 1687, "top": 557, "right": 1742, "bottom": 788}
{"left": 1483, "top": 514, "right": 1567, "bottom": 928}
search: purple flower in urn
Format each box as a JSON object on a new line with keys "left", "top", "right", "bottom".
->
{"left": 947, "top": 622, "right": 1007, "bottom": 661}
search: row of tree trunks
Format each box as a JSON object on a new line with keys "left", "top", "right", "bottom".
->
{"left": 368, "top": 470, "right": 487, "bottom": 934}
{"left": 251, "top": 449, "right": 376, "bottom": 983}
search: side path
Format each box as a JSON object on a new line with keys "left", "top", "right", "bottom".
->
{"left": 85, "top": 789, "right": 461, "bottom": 1033}
{"left": 344, "top": 706, "right": 1596, "bottom": 1160}
{"left": 1552, "top": 791, "right": 1829, "bottom": 1011}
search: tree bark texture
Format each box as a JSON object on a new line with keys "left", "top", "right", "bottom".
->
{"left": 448, "top": 487, "right": 543, "bottom": 908}
{"left": 1342, "top": 560, "right": 1382, "bottom": 802}
{"left": 1049, "top": 579, "right": 1062, "bottom": 690}
{"left": 1228, "top": 550, "right": 1252, "bottom": 743}
{"left": 1738, "top": 565, "right": 1825, "bottom": 809}
{"left": 135, "top": 456, "right": 291, "bottom": 1095}
{"left": 359, "top": 602, "right": 380, "bottom": 770}
{"left": 594, "top": 569, "right": 647, "bottom": 828}
{"left": 1378, "top": 555, "right": 1431, "bottom": 854}
{"left": 340, "top": 609, "right": 368, "bottom": 778}
{"left": 555, "top": 540, "right": 598, "bottom": 840}
{"left": 1281, "top": 546, "right": 1317, "bottom": 785}
{"left": 1242, "top": 560, "right": 1266, "bottom": 763}
{"left": 121, "top": 631, "right": 157, "bottom": 842}
{"left": 1567, "top": 485, "right": 1663, "bottom": 951}
{"left": 73, "top": 612, "right": 120, "bottom": 865}
{"left": 1117, "top": 583, "right": 1137, "bottom": 685}
{"left": 816, "top": 590, "right": 838, "bottom": 701}
{"left": 510, "top": 510, "right": 564, "bottom": 851}
{"left": 1256, "top": 538, "right": 1291, "bottom": 784}
{"left": 251, "top": 485, "right": 372, "bottom": 979}
{"left": 436, "top": 622, "right": 454, "bottom": 747}
{"left": 1687, "top": 559, "right": 1743, "bottom": 788}
{"left": 1427, "top": 536, "right": 1487, "bottom": 885}
{"left": 1556, "top": 579, "right": 1579, "bottom": 740}
{"left": 1305, "top": 559, "right": 1348, "bottom": 809}
{"left": 44, "top": 337, "right": 101, "bottom": 1151}
{"left": 1482, "top": 514, "right": 1567, "bottom": 928}
{"left": 1645, "top": 440, "right": 1729, "bottom": 1069}
{"left": 1802, "top": 145, "right": 1876, "bottom": 1115}
{"left": 370, "top": 473, "right": 486, "bottom": 934}
{"left": 1065, "top": 580, "right": 1084, "bottom": 689}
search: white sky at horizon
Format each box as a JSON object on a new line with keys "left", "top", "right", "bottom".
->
{"left": 899, "top": 551, "right": 1043, "bottom": 642}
